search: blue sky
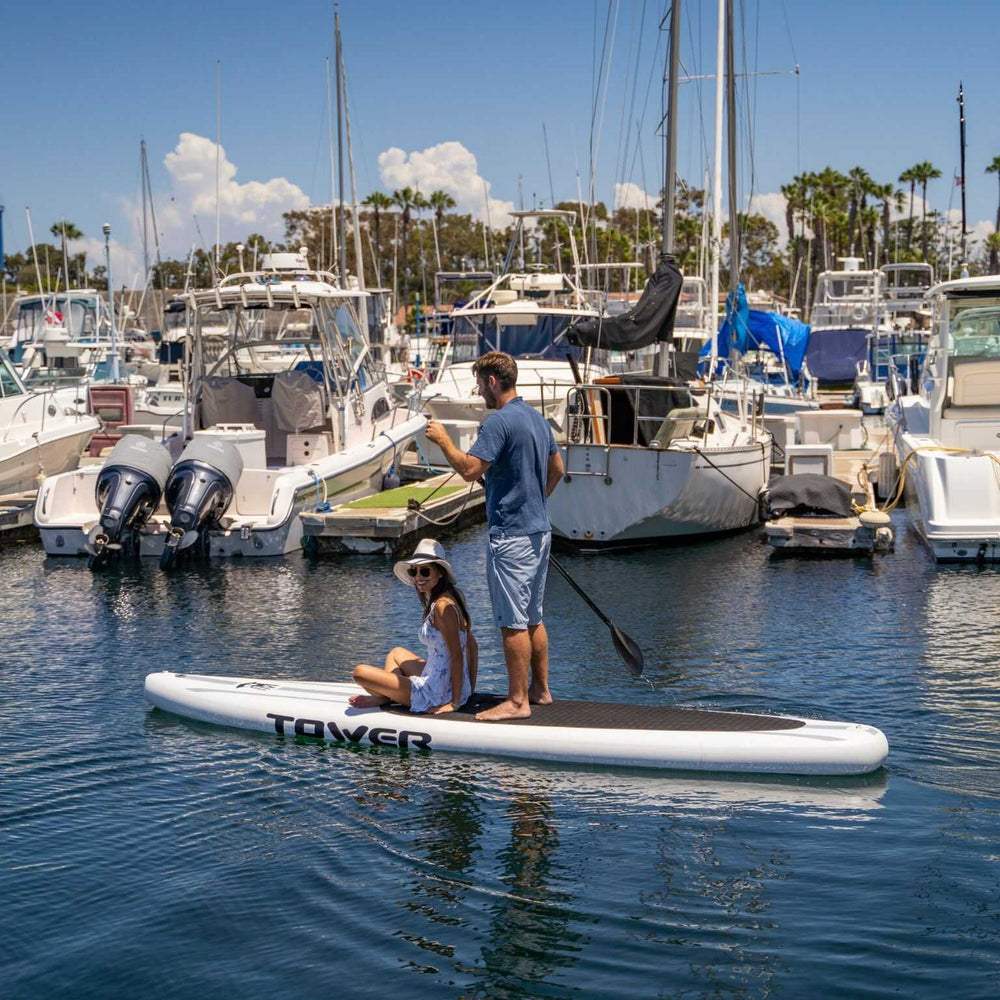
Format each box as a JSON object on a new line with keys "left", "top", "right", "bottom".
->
{"left": 2, "top": 0, "right": 998, "bottom": 275}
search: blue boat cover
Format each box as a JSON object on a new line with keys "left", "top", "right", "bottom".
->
{"left": 699, "top": 285, "right": 811, "bottom": 377}
{"left": 805, "top": 328, "right": 868, "bottom": 383}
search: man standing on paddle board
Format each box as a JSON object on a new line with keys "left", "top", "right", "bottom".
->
{"left": 425, "top": 350, "right": 564, "bottom": 721}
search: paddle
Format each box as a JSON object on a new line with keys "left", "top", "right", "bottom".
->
{"left": 549, "top": 554, "right": 645, "bottom": 678}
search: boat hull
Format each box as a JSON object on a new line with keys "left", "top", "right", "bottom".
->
{"left": 144, "top": 671, "right": 889, "bottom": 776}
{"left": 550, "top": 441, "right": 770, "bottom": 548}
{"left": 897, "top": 430, "right": 1000, "bottom": 561}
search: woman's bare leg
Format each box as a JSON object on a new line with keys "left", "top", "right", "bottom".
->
{"left": 351, "top": 663, "right": 413, "bottom": 707}
{"left": 386, "top": 646, "right": 425, "bottom": 677}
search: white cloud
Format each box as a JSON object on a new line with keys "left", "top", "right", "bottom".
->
{"left": 68, "top": 236, "right": 140, "bottom": 288}
{"left": 376, "top": 141, "right": 515, "bottom": 229}
{"left": 747, "top": 192, "right": 791, "bottom": 247}
{"left": 614, "top": 181, "right": 658, "bottom": 212}
{"left": 157, "top": 133, "right": 309, "bottom": 253}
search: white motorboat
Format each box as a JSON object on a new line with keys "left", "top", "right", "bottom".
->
{"left": 886, "top": 274, "right": 1000, "bottom": 561}
{"left": 807, "top": 258, "right": 893, "bottom": 386}
{"left": 422, "top": 211, "right": 609, "bottom": 438}
{"left": 0, "top": 350, "right": 99, "bottom": 494}
{"left": 35, "top": 252, "right": 425, "bottom": 565}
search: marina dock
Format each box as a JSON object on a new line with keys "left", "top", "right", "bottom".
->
{"left": 300, "top": 473, "right": 485, "bottom": 554}
{"left": 0, "top": 491, "right": 39, "bottom": 545}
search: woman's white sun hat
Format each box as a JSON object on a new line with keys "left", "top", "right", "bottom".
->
{"left": 393, "top": 537, "right": 456, "bottom": 588}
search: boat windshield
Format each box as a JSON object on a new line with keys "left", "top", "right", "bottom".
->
{"left": 14, "top": 297, "right": 99, "bottom": 342}
{"left": 475, "top": 314, "right": 581, "bottom": 360}
{"left": 820, "top": 276, "right": 876, "bottom": 301}
{"left": 0, "top": 352, "right": 24, "bottom": 397}
{"left": 949, "top": 301, "right": 1000, "bottom": 358}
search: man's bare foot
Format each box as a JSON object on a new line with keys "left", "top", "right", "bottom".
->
{"left": 528, "top": 685, "right": 553, "bottom": 705}
{"left": 475, "top": 698, "right": 531, "bottom": 721}
{"left": 348, "top": 694, "right": 389, "bottom": 708}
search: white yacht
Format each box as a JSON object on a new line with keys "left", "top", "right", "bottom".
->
{"left": 422, "top": 210, "right": 609, "bottom": 438}
{"left": 887, "top": 274, "right": 1000, "bottom": 561}
{"left": 808, "top": 258, "right": 891, "bottom": 386}
{"left": 35, "top": 253, "right": 425, "bottom": 565}
{"left": 0, "top": 350, "right": 99, "bottom": 494}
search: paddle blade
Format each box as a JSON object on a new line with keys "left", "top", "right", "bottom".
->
{"left": 611, "top": 624, "right": 645, "bottom": 678}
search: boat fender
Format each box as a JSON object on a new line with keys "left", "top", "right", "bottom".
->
{"left": 859, "top": 509, "right": 891, "bottom": 528}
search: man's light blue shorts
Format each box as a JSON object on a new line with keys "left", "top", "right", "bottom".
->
{"left": 486, "top": 531, "right": 551, "bottom": 631}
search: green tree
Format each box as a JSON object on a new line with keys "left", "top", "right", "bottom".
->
{"left": 392, "top": 186, "right": 421, "bottom": 309}
{"left": 899, "top": 166, "right": 918, "bottom": 253}
{"left": 362, "top": 190, "right": 393, "bottom": 287}
{"left": 985, "top": 156, "right": 1000, "bottom": 272}
{"left": 913, "top": 161, "right": 942, "bottom": 261}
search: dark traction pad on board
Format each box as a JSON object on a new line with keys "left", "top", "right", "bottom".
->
{"left": 387, "top": 694, "right": 806, "bottom": 732}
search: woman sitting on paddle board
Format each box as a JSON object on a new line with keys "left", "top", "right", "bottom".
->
{"left": 350, "top": 539, "right": 477, "bottom": 713}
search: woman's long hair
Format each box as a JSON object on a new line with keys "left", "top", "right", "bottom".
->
{"left": 418, "top": 569, "right": 471, "bottom": 630}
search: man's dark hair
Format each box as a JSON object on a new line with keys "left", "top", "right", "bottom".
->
{"left": 472, "top": 351, "right": 518, "bottom": 390}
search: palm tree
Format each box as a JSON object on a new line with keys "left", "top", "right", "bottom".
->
{"left": 427, "top": 190, "right": 455, "bottom": 274}
{"left": 428, "top": 190, "right": 456, "bottom": 227}
{"left": 986, "top": 232, "right": 1000, "bottom": 275}
{"left": 392, "top": 186, "right": 420, "bottom": 311}
{"left": 913, "top": 161, "right": 942, "bottom": 261}
{"left": 986, "top": 156, "right": 1000, "bottom": 271}
{"left": 899, "top": 167, "right": 918, "bottom": 254}
{"left": 50, "top": 220, "right": 83, "bottom": 287}
{"left": 362, "top": 191, "right": 393, "bottom": 286}
{"left": 847, "top": 166, "right": 871, "bottom": 257}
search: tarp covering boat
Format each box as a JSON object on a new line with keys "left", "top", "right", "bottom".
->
{"left": 764, "top": 473, "right": 855, "bottom": 519}
{"left": 805, "top": 328, "right": 868, "bottom": 383}
{"left": 700, "top": 284, "right": 811, "bottom": 376}
{"left": 566, "top": 255, "right": 683, "bottom": 350}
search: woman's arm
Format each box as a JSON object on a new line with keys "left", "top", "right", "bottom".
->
{"left": 465, "top": 631, "right": 478, "bottom": 693}
{"left": 430, "top": 599, "right": 465, "bottom": 713}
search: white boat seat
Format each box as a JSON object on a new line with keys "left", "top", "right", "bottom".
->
{"left": 950, "top": 358, "right": 1000, "bottom": 406}
{"left": 201, "top": 376, "right": 259, "bottom": 428}
{"left": 651, "top": 407, "right": 701, "bottom": 448}
{"left": 272, "top": 370, "right": 325, "bottom": 433}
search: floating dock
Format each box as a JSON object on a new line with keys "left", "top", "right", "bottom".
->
{"left": 766, "top": 412, "right": 895, "bottom": 555}
{"left": 0, "top": 492, "right": 39, "bottom": 545}
{"left": 300, "top": 473, "right": 485, "bottom": 554}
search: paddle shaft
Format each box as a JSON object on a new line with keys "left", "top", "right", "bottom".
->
{"left": 549, "top": 554, "right": 612, "bottom": 627}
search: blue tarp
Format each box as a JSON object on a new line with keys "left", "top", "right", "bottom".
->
{"left": 699, "top": 284, "right": 811, "bottom": 377}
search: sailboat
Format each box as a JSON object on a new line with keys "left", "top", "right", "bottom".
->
{"left": 547, "top": 0, "right": 771, "bottom": 549}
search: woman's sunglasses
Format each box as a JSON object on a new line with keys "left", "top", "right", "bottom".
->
{"left": 407, "top": 564, "right": 436, "bottom": 579}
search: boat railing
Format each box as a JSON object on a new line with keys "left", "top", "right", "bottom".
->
{"left": 563, "top": 382, "right": 710, "bottom": 461}
{"left": 1, "top": 386, "right": 69, "bottom": 443}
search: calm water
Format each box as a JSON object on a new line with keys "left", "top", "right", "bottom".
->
{"left": 3, "top": 517, "right": 999, "bottom": 998}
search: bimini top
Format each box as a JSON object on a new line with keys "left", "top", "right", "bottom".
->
{"left": 926, "top": 274, "right": 1000, "bottom": 298}
{"left": 192, "top": 269, "right": 367, "bottom": 304}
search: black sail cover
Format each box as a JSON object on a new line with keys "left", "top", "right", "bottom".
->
{"left": 567, "top": 254, "right": 683, "bottom": 350}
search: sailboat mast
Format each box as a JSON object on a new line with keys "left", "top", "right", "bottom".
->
{"left": 710, "top": 0, "right": 724, "bottom": 376}
{"left": 726, "top": 0, "right": 738, "bottom": 298}
{"left": 335, "top": 10, "right": 347, "bottom": 289}
{"left": 656, "top": 0, "right": 681, "bottom": 377}
{"left": 958, "top": 82, "right": 968, "bottom": 269}
{"left": 215, "top": 61, "right": 221, "bottom": 279}
{"left": 141, "top": 139, "right": 151, "bottom": 332}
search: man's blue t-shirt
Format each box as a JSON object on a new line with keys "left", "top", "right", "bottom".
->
{"left": 468, "top": 397, "right": 557, "bottom": 537}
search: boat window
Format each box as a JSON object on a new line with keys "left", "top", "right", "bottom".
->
{"left": 949, "top": 302, "right": 1000, "bottom": 358}
{"left": 821, "top": 277, "right": 875, "bottom": 301}
{"left": 0, "top": 354, "right": 24, "bottom": 397}
{"left": 479, "top": 315, "right": 580, "bottom": 360}
{"left": 14, "top": 301, "right": 45, "bottom": 342}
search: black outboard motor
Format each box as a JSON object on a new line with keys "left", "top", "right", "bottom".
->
{"left": 160, "top": 437, "right": 244, "bottom": 569}
{"left": 87, "top": 435, "right": 174, "bottom": 569}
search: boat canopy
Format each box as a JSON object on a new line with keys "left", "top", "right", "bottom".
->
{"left": 699, "top": 284, "right": 811, "bottom": 377}
{"left": 566, "top": 255, "right": 683, "bottom": 351}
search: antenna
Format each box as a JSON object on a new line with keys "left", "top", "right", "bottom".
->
{"left": 957, "top": 82, "right": 968, "bottom": 273}
{"left": 215, "top": 61, "right": 222, "bottom": 278}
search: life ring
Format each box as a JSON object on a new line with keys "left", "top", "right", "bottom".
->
{"left": 407, "top": 367, "right": 425, "bottom": 383}
{"left": 45, "top": 310, "right": 64, "bottom": 326}
{"left": 851, "top": 304, "right": 867, "bottom": 323}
